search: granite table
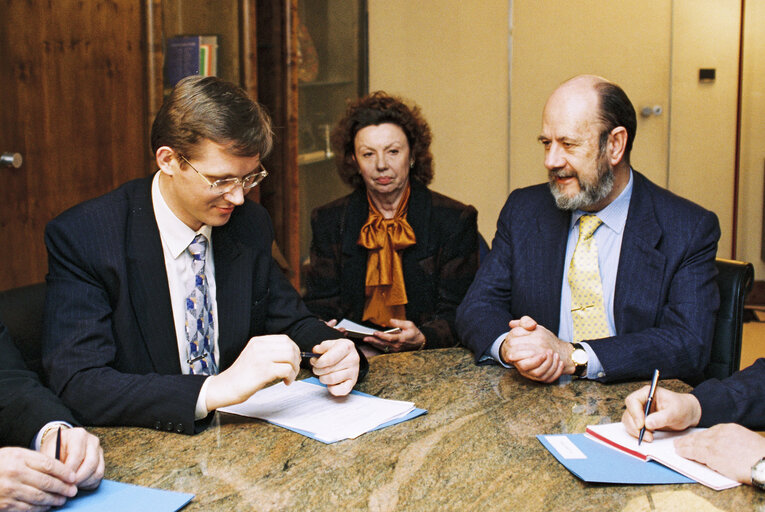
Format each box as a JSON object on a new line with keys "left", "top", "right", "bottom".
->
{"left": 91, "top": 348, "right": 765, "bottom": 511}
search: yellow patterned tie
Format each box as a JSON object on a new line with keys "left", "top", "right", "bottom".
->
{"left": 568, "top": 215, "right": 610, "bottom": 342}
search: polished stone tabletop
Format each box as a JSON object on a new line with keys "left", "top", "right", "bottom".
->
{"left": 92, "top": 348, "right": 765, "bottom": 511}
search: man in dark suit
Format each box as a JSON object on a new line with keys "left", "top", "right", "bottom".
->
{"left": 0, "top": 322, "right": 103, "bottom": 511}
{"left": 622, "top": 358, "right": 765, "bottom": 488}
{"left": 42, "top": 76, "right": 361, "bottom": 435}
{"left": 456, "top": 75, "right": 720, "bottom": 383}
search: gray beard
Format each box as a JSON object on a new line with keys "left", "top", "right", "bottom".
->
{"left": 548, "top": 159, "right": 615, "bottom": 211}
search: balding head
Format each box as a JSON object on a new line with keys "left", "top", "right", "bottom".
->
{"left": 539, "top": 75, "right": 634, "bottom": 212}
{"left": 546, "top": 75, "right": 636, "bottom": 164}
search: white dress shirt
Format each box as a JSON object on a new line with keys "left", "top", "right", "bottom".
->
{"left": 151, "top": 172, "right": 219, "bottom": 418}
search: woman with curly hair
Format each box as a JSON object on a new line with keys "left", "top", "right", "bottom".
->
{"left": 303, "top": 92, "right": 478, "bottom": 355}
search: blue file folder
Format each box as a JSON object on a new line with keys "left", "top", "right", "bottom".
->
{"left": 58, "top": 479, "right": 193, "bottom": 511}
{"left": 538, "top": 433, "right": 693, "bottom": 485}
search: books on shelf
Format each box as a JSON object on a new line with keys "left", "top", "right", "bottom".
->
{"left": 165, "top": 35, "right": 218, "bottom": 87}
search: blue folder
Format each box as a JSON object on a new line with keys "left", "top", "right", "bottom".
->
{"left": 538, "top": 433, "right": 693, "bottom": 485}
{"left": 57, "top": 479, "right": 193, "bottom": 511}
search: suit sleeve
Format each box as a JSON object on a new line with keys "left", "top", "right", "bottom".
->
{"left": 43, "top": 218, "right": 207, "bottom": 435}
{"left": 587, "top": 210, "right": 721, "bottom": 381}
{"left": 302, "top": 207, "right": 345, "bottom": 322}
{"left": 253, "top": 211, "right": 369, "bottom": 378}
{"left": 418, "top": 205, "right": 479, "bottom": 348}
{"left": 692, "top": 358, "right": 765, "bottom": 429}
{"left": 456, "top": 197, "right": 518, "bottom": 359}
{"left": 0, "top": 323, "right": 78, "bottom": 447}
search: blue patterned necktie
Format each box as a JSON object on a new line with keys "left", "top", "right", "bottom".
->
{"left": 185, "top": 234, "right": 218, "bottom": 375}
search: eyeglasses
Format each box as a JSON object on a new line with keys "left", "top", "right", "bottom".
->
{"left": 179, "top": 155, "right": 268, "bottom": 195}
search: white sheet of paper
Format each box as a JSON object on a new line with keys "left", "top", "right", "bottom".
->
{"left": 585, "top": 422, "right": 740, "bottom": 490}
{"left": 219, "top": 380, "right": 415, "bottom": 443}
{"left": 335, "top": 319, "right": 378, "bottom": 336}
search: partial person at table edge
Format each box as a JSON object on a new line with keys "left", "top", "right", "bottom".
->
{"left": 622, "top": 357, "right": 765, "bottom": 489}
{"left": 302, "top": 91, "right": 479, "bottom": 356}
{"left": 456, "top": 74, "right": 720, "bottom": 384}
{"left": 0, "top": 321, "right": 103, "bottom": 511}
{"left": 42, "top": 76, "right": 364, "bottom": 436}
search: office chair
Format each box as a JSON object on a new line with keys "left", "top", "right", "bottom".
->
{"left": 0, "top": 282, "right": 47, "bottom": 376}
{"left": 706, "top": 258, "right": 755, "bottom": 381}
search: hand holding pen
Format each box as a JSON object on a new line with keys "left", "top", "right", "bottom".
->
{"left": 638, "top": 369, "right": 660, "bottom": 445}
{"left": 622, "top": 378, "right": 705, "bottom": 443}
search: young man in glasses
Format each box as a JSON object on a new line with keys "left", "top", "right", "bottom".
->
{"left": 42, "top": 76, "right": 363, "bottom": 435}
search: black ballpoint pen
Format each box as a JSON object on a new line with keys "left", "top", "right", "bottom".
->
{"left": 300, "top": 352, "right": 322, "bottom": 358}
{"left": 638, "top": 369, "right": 660, "bottom": 445}
{"left": 55, "top": 426, "right": 62, "bottom": 461}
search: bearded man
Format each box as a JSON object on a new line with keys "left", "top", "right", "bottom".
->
{"left": 456, "top": 75, "right": 720, "bottom": 384}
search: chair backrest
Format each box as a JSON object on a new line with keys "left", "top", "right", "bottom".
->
{"left": 706, "top": 258, "right": 754, "bottom": 381}
{"left": 0, "top": 282, "right": 47, "bottom": 376}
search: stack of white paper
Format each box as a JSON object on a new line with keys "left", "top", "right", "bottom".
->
{"left": 219, "top": 379, "right": 417, "bottom": 443}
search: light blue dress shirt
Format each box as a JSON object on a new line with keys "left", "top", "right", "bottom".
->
{"left": 490, "top": 170, "right": 634, "bottom": 380}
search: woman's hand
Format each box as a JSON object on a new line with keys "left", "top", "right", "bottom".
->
{"left": 363, "top": 318, "right": 425, "bottom": 353}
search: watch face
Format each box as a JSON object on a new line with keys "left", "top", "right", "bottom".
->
{"left": 572, "top": 349, "right": 588, "bottom": 365}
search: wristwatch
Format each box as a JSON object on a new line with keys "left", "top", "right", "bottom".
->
{"left": 571, "top": 343, "right": 588, "bottom": 378}
{"left": 751, "top": 457, "right": 765, "bottom": 490}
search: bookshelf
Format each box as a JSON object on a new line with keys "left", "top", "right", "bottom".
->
{"left": 296, "top": 0, "right": 367, "bottom": 275}
{"left": 256, "top": 0, "right": 368, "bottom": 288}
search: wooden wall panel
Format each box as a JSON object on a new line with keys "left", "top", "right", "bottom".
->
{"left": 0, "top": 0, "right": 149, "bottom": 289}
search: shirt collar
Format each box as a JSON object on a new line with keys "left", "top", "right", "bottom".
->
{"left": 570, "top": 168, "right": 633, "bottom": 235}
{"left": 152, "top": 171, "right": 213, "bottom": 258}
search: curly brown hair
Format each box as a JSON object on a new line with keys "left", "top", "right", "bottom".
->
{"left": 331, "top": 91, "right": 434, "bottom": 189}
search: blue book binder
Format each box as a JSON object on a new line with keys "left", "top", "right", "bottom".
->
{"left": 538, "top": 433, "right": 693, "bottom": 485}
{"left": 58, "top": 479, "right": 193, "bottom": 511}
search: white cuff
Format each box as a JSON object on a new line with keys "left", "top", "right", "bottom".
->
{"left": 195, "top": 378, "right": 212, "bottom": 420}
{"left": 488, "top": 332, "right": 512, "bottom": 368}
{"left": 579, "top": 342, "right": 605, "bottom": 379}
{"left": 34, "top": 421, "right": 73, "bottom": 451}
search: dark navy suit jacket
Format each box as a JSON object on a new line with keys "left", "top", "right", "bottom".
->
{"left": 0, "top": 323, "right": 77, "bottom": 447}
{"left": 694, "top": 357, "right": 765, "bottom": 429}
{"left": 42, "top": 176, "right": 346, "bottom": 434}
{"left": 456, "top": 171, "right": 720, "bottom": 382}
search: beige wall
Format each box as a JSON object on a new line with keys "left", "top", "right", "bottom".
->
{"left": 669, "top": 0, "right": 740, "bottom": 260}
{"left": 368, "top": 2, "right": 764, "bottom": 271}
{"left": 739, "top": 2, "right": 765, "bottom": 278}
{"left": 367, "top": 0, "right": 509, "bottom": 241}
{"left": 509, "top": 1, "right": 672, "bottom": 192}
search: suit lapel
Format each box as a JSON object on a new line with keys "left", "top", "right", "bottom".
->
{"left": 212, "top": 221, "right": 250, "bottom": 369}
{"left": 126, "top": 178, "right": 181, "bottom": 374}
{"left": 614, "top": 171, "right": 666, "bottom": 333}
{"left": 532, "top": 198, "right": 569, "bottom": 332}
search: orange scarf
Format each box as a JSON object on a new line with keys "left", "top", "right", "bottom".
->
{"left": 357, "top": 184, "right": 416, "bottom": 326}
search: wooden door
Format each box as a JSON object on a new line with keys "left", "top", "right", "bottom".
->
{"left": 0, "top": 0, "right": 149, "bottom": 290}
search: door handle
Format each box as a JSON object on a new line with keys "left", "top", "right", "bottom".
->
{"left": 1, "top": 152, "right": 22, "bottom": 168}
